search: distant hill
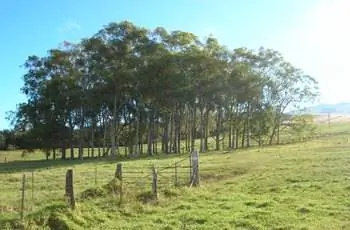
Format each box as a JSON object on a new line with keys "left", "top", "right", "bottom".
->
{"left": 307, "top": 102, "right": 350, "bottom": 114}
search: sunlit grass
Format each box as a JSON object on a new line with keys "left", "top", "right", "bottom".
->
{"left": 1, "top": 123, "right": 350, "bottom": 229}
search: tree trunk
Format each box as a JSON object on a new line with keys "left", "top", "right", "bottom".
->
{"left": 103, "top": 117, "right": 107, "bottom": 155}
{"left": 139, "top": 121, "right": 143, "bottom": 155}
{"left": 277, "top": 123, "right": 280, "bottom": 144}
{"left": 78, "top": 111, "right": 84, "bottom": 160}
{"left": 235, "top": 105, "right": 240, "bottom": 149}
{"left": 111, "top": 93, "right": 117, "bottom": 157}
{"left": 241, "top": 121, "right": 245, "bottom": 148}
{"left": 204, "top": 109, "right": 209, "bottom": 152}
{"left": 246, "top": 104, "right": 251, "bottom": 148}
{"left": 169, "top": 112, "right": 174, "bottom": 153}
{"left": 258, "top": 120, "right": 262, "bottom": 146}
{"left": 135, "top": 109, "right": 140, "bottom": 157}
{"left": 91, "top": 119, "right": 95, "bottom": 158}
{"left": 154, "top": 118, "right": 158, "bottom": 154}
{"left": 191, "top": 105, "right": 197, "bottom": 152}
{"left": 177, "top": 110, "right": 182, "bottom": 154}
{"left": 163, "top": 113, "right": 169, "bottom": 154}
{"left": 185, "top": 111, "right": 189, "bottom": 152}
{"left": 61, "top": 145, "right": 66, "bottom": 160}
{"left": 235, "top": 128, "right": 239, "bottom": 149}
{"left": 174, "top": 112, "right": 179, "bottom": 153}
{"left": 69, "top": 119, "right": 74, "bottom": 160}
{"left": 53, "top": 148, "right": 56, "bottom": 160}
{"left": 269, "top": 125, "right": 277, "bottom": 145}
{"left": 228, "top": 110, "right": 233, "bottom": 149}
{"left": 216, "top": 105, "right": 221, "bottom": 151}
{"left": 147, "top": 113, "right": 153, "bottom": 155}
{"left": 199, "top": 107, "right": 204, "bottom": 153}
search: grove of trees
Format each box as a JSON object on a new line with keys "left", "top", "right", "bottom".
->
{"left": 3, "top": 21, "right": 319, "bottom": 159}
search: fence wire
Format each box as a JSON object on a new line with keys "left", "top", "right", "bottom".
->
{"left": 0, "top": 154, "right": 193, "bottom": 221}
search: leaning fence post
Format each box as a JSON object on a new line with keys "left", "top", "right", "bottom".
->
{"left": 115, "top": 163, "right": 122, "bottom": 180}
{"left": 189, "top": 153, "right": 192, "bottom": 183}
{"left": 190, "top": 150, "right": 200, "bottom": 187}
{"left": 20, "top": 174, "right": 26, "bottom": 221}
{"left": 174, "top": 162, "right": 178, "bottom": 187}
{"left": 31, "top": 171, "right": 34, "bottom": 210}
{"left": 65, "top": 169, "right": 75, "bottom": 209}
{"left": 152, "top": 165, "right": 158, "bottom": 200}
{"left": 94, "top": 166, "right": 97, "bottom": 186}
{"left": 115, "top": 163, "right": 123, "bottom": 204}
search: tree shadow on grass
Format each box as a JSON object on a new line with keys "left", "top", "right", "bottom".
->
{"left": 0, "top": 152, "right": 193, "bottom": 174}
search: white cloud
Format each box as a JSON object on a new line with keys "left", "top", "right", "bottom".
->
{"left": 276, "top": 0, "right": 350, "bottom": 104}
{"left": 58, "top": 20, "right": 81, "bottom": 34}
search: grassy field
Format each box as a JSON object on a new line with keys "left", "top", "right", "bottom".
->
{"left": 1, "top": 122, "right": 350, "bottom": 229}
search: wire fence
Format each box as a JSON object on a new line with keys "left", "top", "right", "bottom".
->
{"left": 0, "top": 124, "right": 344, "bottom": 222}
{"left": 0, "top": 153, "right": 196, "bottom": 221}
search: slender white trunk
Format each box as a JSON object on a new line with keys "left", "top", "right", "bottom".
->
{"left": 111, "top": 93, "right": 117, "bottom": 156}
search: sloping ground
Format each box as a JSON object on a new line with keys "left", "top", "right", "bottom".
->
{"left": 1, "top": 127, "right": 350, "bottom": 229}
{"left": 313, "top": 113, "right": 350, "bottom": 124}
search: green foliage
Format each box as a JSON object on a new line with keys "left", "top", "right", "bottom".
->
{"left": 9, "top": 20, "right": 319, "bottom": 158}
{"left": 289, "top": 114, "right": 317, "bottom": 140}
{"left": 0, "top": 132, "right": 5, "bottom": 150}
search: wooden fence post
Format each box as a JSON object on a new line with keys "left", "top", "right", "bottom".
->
{"left": 189, "top": 153, "right": 192, "bottom": 182}
{"left": 65, "top": 169, "right": 75, "bottom": 209}
{"left": 31, "top": 171, "right": 34, "bottom": 210}
{"left": 94, "top": 166, "right": 97, "bottom": 186}
{"left": 115, "top": 163, "right": 122, "bottom": 180}
{"left": 174, "top": 162, "right": 178, "bottom": 187}
{"left": 152, "top": 165, "right": 158, "bottom": 200}
{"left": 190, "top": 150, "right": 200, "bottom": 187}
{"left": 20, "top": 174, "right": 26, "bottom": 221}
{"left": 115, "top": 163, "right": 123, "bottom": 204}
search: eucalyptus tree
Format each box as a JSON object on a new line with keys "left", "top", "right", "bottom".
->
{"left": 0, "top": 131, "right": 6, "bottom": 150}
{"left": 253, "top": 47, "right": 319, "bottom": 144}
{"left": 91, "top": 21, "right": 150, "bottom": 157}
{"left": 151, "top": 30, "right": 200, "bottom": 154}
{"left": 10, "top": 20, "right": 320, "bottom": 159}
{"left": 16, "top": 49, "right": 73, "bottom": 159}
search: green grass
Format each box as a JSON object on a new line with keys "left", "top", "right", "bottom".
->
{"left": 1, "top": 123, "right": 350, "bottom": 229}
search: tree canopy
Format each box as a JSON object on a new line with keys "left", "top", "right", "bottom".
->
{"left": 6, "top": 21, "right": 319, "bottom": 159}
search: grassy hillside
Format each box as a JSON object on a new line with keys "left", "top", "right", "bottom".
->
{"left": 1, "top": 123, "right": 350, "bottom": 229}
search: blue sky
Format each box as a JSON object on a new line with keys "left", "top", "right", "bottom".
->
{"left": 0, "top": 0, "right": 348, "bottom": 129}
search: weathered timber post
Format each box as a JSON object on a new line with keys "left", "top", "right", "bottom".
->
{"left": 174, "top": 162, "right": 178, "bottom": 187}
{"left": 190, "top": 150, "right": 199, "bottom": 187}
{"left": 189, "top": 153, "right": 192, "bottom": 182}
{"left": 31, "top": 171, "right": 34, "bottom": 210}
{"left": 152, "top": 165, "right": 158, "bottom": 200}
{"left": 65, "top": 169, "right": 75, "bottom": 209}
{"left": 115, "top": 163, "right": 123, "bottom": 203}
{"left": 94, "top": 166, "right": 97, "bottom": 186}
{"left": 20, "top": 174, "right": 26, "bottom": 221}
{"left": 115, "top": 163, "right": 122, "bottom": 180}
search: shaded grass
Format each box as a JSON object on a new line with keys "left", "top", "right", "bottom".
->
{"left": 1, "top": 123, "right": 350, "bottom": 229}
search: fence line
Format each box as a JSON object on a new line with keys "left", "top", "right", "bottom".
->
{"left": 0, "top": 151, "right": 200, "bottom": 221}
{"left": 0, "top": 128, "right": 345, "bottom": 224}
